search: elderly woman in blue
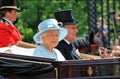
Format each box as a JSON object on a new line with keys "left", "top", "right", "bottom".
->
{"left": 33, "top": 19, "right": 68, "bottom": 61}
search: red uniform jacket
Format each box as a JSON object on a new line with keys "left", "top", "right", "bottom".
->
{"left": 0, "top": 19, "right": 22, "bottom": 47}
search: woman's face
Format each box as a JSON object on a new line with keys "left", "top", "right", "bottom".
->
{"left": 5, "top": 9, "right": 17, "bottom": 22}
{"left": 41, "top": 30, "right": 59, "bottom": 48}
{"left": 64, "top": 24, "right": 78, "bottom": 43}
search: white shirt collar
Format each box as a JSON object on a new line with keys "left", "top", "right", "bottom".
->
{"left": 64, "top": 39, "right": 70, "bottom": 44}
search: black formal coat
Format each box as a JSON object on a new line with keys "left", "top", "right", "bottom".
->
{"left": 55, "top": 40, "right": 81, "bottom": 60}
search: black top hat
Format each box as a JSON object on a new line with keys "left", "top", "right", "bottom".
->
{"left": 55, "top": 9, "right": 78, "bottom": 25}
{"left": 0, "top": 0, "right": 20, "bottom": 10}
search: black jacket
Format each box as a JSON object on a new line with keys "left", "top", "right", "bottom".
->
{"left": 55, "top": 40, "right": 81, "bottom": 60}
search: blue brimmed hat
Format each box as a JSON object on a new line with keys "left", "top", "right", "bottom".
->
{"left": 33, "top": 19, "right": 68, "bottom": 43}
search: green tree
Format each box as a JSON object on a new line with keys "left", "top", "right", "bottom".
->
{"left": 16, "top": 0, "right": 120, "bottom": 46}
{"left": 17, "top": 0, "right": 88, "bottom": 43}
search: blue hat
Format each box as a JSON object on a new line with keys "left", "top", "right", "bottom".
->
{"left": 33, "top": 19, "right": 68, "bottom": 43}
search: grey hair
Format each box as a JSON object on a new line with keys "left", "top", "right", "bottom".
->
{"left": 39, "top": 32, "right": 46, "bottom": 43}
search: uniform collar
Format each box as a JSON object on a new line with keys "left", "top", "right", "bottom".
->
{"left": 3, "top": 17, "right": 13, "bottom": 25}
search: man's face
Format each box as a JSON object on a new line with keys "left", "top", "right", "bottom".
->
{"left": 5, "top": 9, "right": 17, "bottom": 22}
{"left": 64, "top": 24, "right": 78, "bottom": 43}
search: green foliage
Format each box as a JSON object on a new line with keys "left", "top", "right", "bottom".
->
{"left": 16, "top": 0, "right": 120, "bottom": 45}
{"left": 16, "top": 0, "right": 88, "bottom": 43}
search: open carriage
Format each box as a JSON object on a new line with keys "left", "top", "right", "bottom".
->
{"left": 0, "top": 52, "right": 119, "bottom": 79}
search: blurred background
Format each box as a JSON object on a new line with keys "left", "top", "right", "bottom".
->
{"left": 16, "top": 0, "right": 120, "bottom": 46}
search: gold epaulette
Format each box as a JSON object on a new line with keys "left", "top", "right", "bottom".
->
{"left": 0, "top": 19, "right": 10, "bottom": 26}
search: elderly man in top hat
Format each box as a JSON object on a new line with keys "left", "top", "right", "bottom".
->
{"left": 55, "top": 9, "right": 81, "bottom": 60}
{"left": 0, "top": 0, "right": 37, "bottom": 48}
{"left": 55, "top": 9, "right": 103, "bottom": 60}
